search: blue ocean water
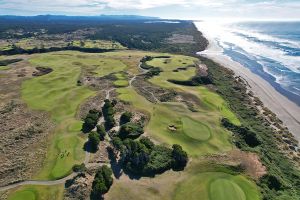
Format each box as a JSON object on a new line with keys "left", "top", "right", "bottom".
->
{"left": 198, "top": 21, "right": 300, "bottom": 106}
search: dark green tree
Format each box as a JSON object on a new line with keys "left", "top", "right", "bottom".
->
{"left": 171, "top": 144, "right": 188, "bottom": 171}
{"left": 118, "top": 122, "right": 144, "bottom": 139}
{"left": 96, "top": 125, "right": 106, "bottom": 141}
{"left": 91, "top": 165, "right": 113, "bottom": 199}
{"left": 120, "top": 111, "right": 133, "bottom": 125}
{"left": 88, "top": 131, "right": 100, "bottom": 152}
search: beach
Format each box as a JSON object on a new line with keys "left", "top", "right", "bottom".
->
{"left": 197, "top": 27, "right": 300, "bottom": 142}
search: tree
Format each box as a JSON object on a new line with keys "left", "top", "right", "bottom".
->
{"left": 82, "top": 109, "right": 101, "bottom": 133}
{"left": 118, "top": 122, "right": 144, "bottom": 139}
{"left": 102, "top": 99, "right": 116, "bottom": 130}
{"left": 120, "top": 111, "right": 133, "bottom": 125}
{"left": 171, "top": 144, "right": 188, "bottom": 171}
{"left": 89, "top": 131, "right": 100, "bottom": 152}
{"left": 91, "top": 165, "right": 113, "bottom": 199}
{"left": 97, "top": 125, "right": 106, "bottom": 141}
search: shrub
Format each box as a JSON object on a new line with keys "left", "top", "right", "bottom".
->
{"left": 118, "top": 122, "right": 144, "bottom": 139}
{"left": 96, "top": 125, "right": 106, "bottom": 141}
{"left": 72, "top": 163, "right": 87, "bottom": 172}
{"left": 120, "top": 111, "right": 133, "bottom": 125}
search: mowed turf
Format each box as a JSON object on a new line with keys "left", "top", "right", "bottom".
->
{"left": 117, "top": 87, "right": 232, "bottom": 156}
{"left": 10, "top": 51, "right": 129, "bottom": 200}
{"left": 8, "top": 184, "right": 64, "bottom": 200}
{"left": 116, "top": 54, "right": 239, "bottom": 156}
{"left": 21, "top": 51, "right": 127, "bottom": 179}
{"left": 174, "top": 172, "right": 260, "bottom": 200}
{"left": 148, "top": 56, "right": 240, "bottom": 125}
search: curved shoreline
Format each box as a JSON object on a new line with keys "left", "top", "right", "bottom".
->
{"left": 195, "top": 24, "right": 300, "bottom": 141}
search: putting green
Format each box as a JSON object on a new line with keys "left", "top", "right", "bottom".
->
{"left": 174, "top": 172, "right": 260, "bottom": 200}
{"left": 182, "top": 117, "right": 211, "bottom": 141}
{"left": 210, "top": 179, "right": 246, "bottom": 200}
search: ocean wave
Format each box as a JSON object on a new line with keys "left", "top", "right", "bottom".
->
{"left": 195, "top": 21, "right": 300, "bottom": 102}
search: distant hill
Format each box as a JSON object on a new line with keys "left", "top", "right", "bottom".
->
{"left": 0, "top": 15, "right": 159, "bottom": 21}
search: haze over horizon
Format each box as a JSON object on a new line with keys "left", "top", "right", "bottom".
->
{"left": 0, "top": 0, "right": 299, "bottom": 20}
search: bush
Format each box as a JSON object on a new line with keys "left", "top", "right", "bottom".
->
{"left": 260, "top": 174, "right": 282, "bottom": 191}
{"left": 221, "top": 118, "right": 261, "bottom": 148}
{"left": 96, "top": 125, "right": 106, "bottom": 141}
{"left": 72, "top": 163, "right": 87, "bottom": 172}
{"left": 89, "top": 131, "right": 100, "bottom": 152}
{"left": 91, "top": 165, "right": 113, "bottom": 199}
{"left": 120, "top": 111, "right": 133, "bottom": 125}
{"left": 118, "top": 122, "right": 144, "bottom": 139}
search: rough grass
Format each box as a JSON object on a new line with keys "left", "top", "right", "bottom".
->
{"left": 71, "top": 39, "right": 126, "bottom": 50}
{"left": 0, "top": 65, "right": 10, "bottom": 70}
{"left": 0, "top": 38, "right": 126, "bottom": 51}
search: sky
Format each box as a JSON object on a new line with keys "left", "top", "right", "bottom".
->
{"left": 0, "top": 0, "right": 299, "bottom": 20}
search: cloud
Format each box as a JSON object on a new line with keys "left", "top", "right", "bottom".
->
{"left": 0, "top": 0, "right": 299, "bottom": 19}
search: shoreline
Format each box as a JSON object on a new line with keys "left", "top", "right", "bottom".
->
{"left": 197, "top": 29, "right": 300, "bottom": 142}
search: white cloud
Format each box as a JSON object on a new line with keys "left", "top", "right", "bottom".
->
{"left": 0, "top": 0, "right": 299, "bottom": 19}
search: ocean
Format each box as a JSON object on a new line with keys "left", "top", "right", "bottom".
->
{"left": 195, "top": 21, "right": 300, "bottom": 106}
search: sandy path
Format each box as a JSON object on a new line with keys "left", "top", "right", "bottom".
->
{"left": 198, "top": 39, "right": 300, "bottom": 141}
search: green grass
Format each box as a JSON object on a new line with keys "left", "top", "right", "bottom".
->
{"left": 21, "top": 53, "right": 97, "bottom": 179}
{"left": 8, "top": 185, "right": 64, "bottom": 200}
{"left": 114, "top": 80, "right": 129, "bottom": 87}
{"left": 182, "top": 117, "right": 211, "bottom": 141}
{"left": 0, "top": 65, "right": 10, "bottom": 70}
{"left": 71, "top": 39, "right": 126, "bottom": 50}
{"left": 148, "top": 56, "right": 240, "bottom": 126}
{"left": 113, "top": 73, "right": 129, "bottom": 87}
{"left": 174, "top": 172, "right": 260, "bottom": 200}
{"left": 117, "top": 87, "right": 232, "bottom": 156}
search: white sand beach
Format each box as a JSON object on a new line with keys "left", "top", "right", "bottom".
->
{"left": 197, "top": 28, "right": 300, "bottom": 142}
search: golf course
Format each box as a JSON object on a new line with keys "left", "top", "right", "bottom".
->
{"left": 5, "top": 50, "right": 260, "bottom": 200}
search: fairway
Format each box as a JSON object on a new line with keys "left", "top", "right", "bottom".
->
{"left": 8, "top": 185, "right": 64, "bottom": 200}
